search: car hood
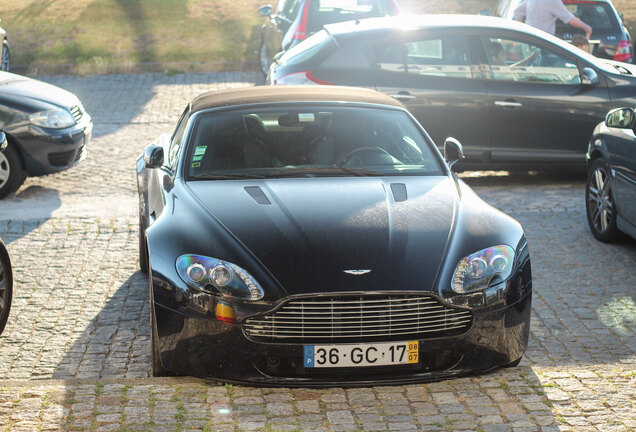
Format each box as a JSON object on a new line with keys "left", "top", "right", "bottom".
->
{"left": 187, "top": 176, "right": 458, "bottom": 295}
{"left": 0, "top": 71, "right": 79, "bottom": 109}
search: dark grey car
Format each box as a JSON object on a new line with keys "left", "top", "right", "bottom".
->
{"left": 268, "top": 14, "right": 636, "bottom": 171}
{"left": 586, "top": 107, "right": 636, "bottom": 242}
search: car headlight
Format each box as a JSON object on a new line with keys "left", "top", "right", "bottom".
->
{"left": 452, "top": 245, "right": 515, "bottom": 294}
{"left": 29, "top": 109, "right": 76, "bottom": 129}
{"left": 176, "top": 254, "right": 264, "bottom": 301}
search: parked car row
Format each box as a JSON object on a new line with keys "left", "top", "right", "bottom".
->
{"left": 267, "top": 15, "right": 636, "bottom": 171}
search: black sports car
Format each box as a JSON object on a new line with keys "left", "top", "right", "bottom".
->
{"left": 0, "top": 132, "right": 13, "bottom": 335}
{"left": 137, "top": 86, "right": 532, "bottom": 385}
{"left": 586, "top": 107, "right": 636, "bottom": 242}
{"left": 0, "top": 71, "right": 92, "bottom": 198}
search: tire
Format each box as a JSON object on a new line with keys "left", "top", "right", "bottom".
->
{"left": 0, "top": 142, "right": 25, "bottom": 199}
{"left": 503, "top": 356, "right": 522, "bottom": 368}
{"left": 586, "top": 158, "right": 620, "bottom": 242}
{"left": 0, "top": 238, "right": 13, "bottom": 335}
{"left": 1, "top": 39, "right": 9, "bottom": 72}
{"left": 149, "top": 268, "right": 170, "bottom": 377}
{"left": 139, "top": 216, "right": 149, "bottom": 273}
{"left": 259, "top": 40, "right": 270, "bottom": 76}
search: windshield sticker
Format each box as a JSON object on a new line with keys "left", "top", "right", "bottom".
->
{"left": 192, "top": 155, "right": 203, "bottom": 162}
{"left": 194, "top": 146, "right": 207, "bottom": 156}
{"left": 191, "top": 162, "right": 201, "bottom": 168}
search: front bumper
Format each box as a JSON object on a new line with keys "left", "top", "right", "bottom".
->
{"left": 15, "top": 118, "right": 92, "bottom": 177}
{"left": 153, "top": 290, "right": 532, "bottom": 386}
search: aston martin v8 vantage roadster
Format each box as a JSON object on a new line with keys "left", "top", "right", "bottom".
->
{"left": 137, "top": 86, "right": 532, "bottom": 385}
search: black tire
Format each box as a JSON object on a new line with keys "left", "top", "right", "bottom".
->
{"left": 0, "top": 238, "right": 13, "bottom": 335}
{"left": 149, "top": 269, "right": 170, "bottom": 376}
{"left": 1, "top": 39, "right": 9, "bottom": 72}
{"left": 139, "top": 217, "right": 149, "bottom": 273}
{"left": 259, "top": 40, "right": 270, "bottom": 76}
{"left": 586, "top": 158, "right": 620, "bottom": 242}
{"left": 0, "top": 142, "right": 25, "bottom": 199}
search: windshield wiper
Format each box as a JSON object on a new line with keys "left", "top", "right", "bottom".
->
{"left": 266, "top": 166, "right": 384, "bottom": 178}
{"left": 193, "top": 173, "right": 267, "bottom": 180}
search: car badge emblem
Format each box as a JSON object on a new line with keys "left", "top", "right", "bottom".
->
{"left": 343, "top": 269, "right": 372, "bottom": 275}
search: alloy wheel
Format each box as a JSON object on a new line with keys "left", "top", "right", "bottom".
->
{"left": 0, "top": 151, "right": 10, "bottom": 188}
{"left": 587, "top": 164, "right": 614, "bottom": 234}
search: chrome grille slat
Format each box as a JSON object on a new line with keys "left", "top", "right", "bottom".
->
{"left": 243, "top": 294, "right": 473, "bottom": 343}
{"left": 245, "top": 310, "right": 470, "bottom": 325}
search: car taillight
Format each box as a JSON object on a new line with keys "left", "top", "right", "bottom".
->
{"left": 293, "top": 1, "right": 310, "bottom": 41}
{"left": 614, "top": 40, "right": 632, "bottom": 63}
{"left": 275, "top": 71, "right": 334, "bottom": 85}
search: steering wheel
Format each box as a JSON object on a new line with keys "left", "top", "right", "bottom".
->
{"left": 338, "top": 146, "right": 392, "bottom": 167}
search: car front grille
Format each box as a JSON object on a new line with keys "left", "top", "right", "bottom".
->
{"left": 243, "top": 294, "right": 473, "bottom": 343}
{"left": 70, "top": 105, "right": 83, "bottom": 123}
{"left": 48, "top": 149, "right": 75, "bottom": 167}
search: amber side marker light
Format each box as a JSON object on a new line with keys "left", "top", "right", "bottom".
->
{"left": 216, "top": 300, "right": 236, "bottom": 323}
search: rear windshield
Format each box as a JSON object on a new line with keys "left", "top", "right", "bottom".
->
{"left": 307, "top": 0, "right": 398, "bottom": 33}
{"left": 556, "top": 2, "right": 619, "bottom": 32}
{"left": 185, "top": 105, "right": 443, "bottom": 180}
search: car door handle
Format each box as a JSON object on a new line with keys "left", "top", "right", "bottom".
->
{"left": 494, "top": 100, "right": 523, "bottom": 108}
{"left": 389, "top": 93, "right": 416, "bottom": 101}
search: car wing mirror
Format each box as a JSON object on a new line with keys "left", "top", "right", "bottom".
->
{"left": 258, "top": 4, "right": 273, "bottom": 16}
{"left": 605, "top": 107, "right": 636, "bottom": 132}
{"left": 143, "top": 144, "right": 164, "bottom": 169}
{"left": 0, "top": 132, "right": 6, "bottom": 152}
{"left": 444, "top": 137, "right": 464, "bottom": 169}
{"left": 582, "top": 67, "right": 599, "bottom": 86}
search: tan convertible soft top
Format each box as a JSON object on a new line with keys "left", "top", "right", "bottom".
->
{"left": 191, "top": 85, "right": 404, "bottom": 113}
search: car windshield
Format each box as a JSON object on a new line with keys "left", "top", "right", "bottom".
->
{"left": 307, "top": 0, "right": 397, "bottom": 33}
{"left": 185, "top": 105, "right": 443, "bottom": 180}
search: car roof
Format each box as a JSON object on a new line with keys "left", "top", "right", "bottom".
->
{"left": 191, "top": 85, "right": 404, "bottom": 112}
{"left": 323, "top": 13, "right": 556, "bottom": 38}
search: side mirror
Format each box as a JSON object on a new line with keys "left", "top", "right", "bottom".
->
{"left": 0, "top": 132, "right": 6, "bottom": 152}
{"left": 605, "top": 107, "right": 636, "bottom": 130}
{"left": 444, "top": 137, "right": 464, "bottom": 169}
{"left": 258, "top": 4, "right": 273, "bottom": 16}
{"left": 143, "top": 144, "right": 164, "bottom": 169}
{"left": 582, "top": 67, "right": 599, "bottom": 85}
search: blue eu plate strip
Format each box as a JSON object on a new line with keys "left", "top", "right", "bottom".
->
{"left": 304, "top": 345, "right": 315, "bottom": 368}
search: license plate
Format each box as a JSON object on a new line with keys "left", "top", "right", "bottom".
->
{"left": 304, "top": 341, "right": 418, "bottom": 368}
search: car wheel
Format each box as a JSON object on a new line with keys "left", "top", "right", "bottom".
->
{"left": 0, "top": 142, "right": 25, "bottom": 199}
{"left": 139, "top": 217, "right": 149, "bottom": 273}
{"left": 586, "top": 158, "right": 620, "bottom": 242}
{"left": 149, "top": 271, "right": 170, "bottom": 377}
{"left": 503, "top": 356, "right": 522, "bottom": 368}
{"left": 259, "top": 41, "right": 270, "bottom": 76}
{"left": 0, "top": 239, "right": 12, "bottom": 335}
{"left": 1, "top": 40, "right": 9, "bottom": 72}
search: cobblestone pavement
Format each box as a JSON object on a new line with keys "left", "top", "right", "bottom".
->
{"left": 0, "top": 72, "right": 634, "bottom": 431}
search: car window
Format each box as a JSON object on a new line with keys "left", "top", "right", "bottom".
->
{"left": 374, "top": 36, "right": 473, "bottom": 79}
{"left": 168, "top": 108, "right": 190, "bottom": 171}
{"left": 282, "top": 0, "right": 301, "bottom": 18}
{"left": 185, "top": 106, "right": 443, "bottom": 179}
{"left": 484, "top": 37, "right": 581, "bottom": 84}
{"left": 557, "top": 2, "right": 618, "bottom": 32}
{"left": 308, "top": 0, "right": 397, "bottom": 32}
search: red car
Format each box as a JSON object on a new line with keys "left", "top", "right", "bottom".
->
{"left": 258, "top": 0, "right": 400, "bottom": 75}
